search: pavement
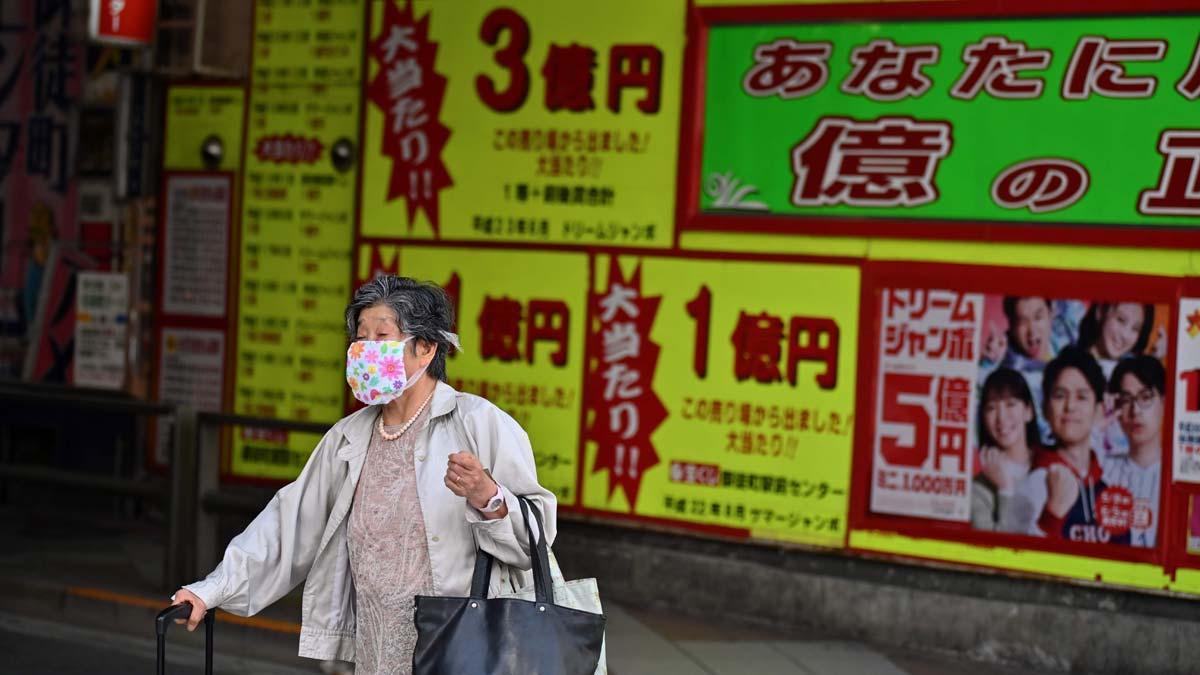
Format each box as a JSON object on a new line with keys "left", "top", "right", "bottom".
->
{"left": 0, "top": 505, "right": 1054, "bottom": 675}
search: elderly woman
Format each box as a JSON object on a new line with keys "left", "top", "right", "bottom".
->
{"left": 171, "top": 275, "right": 557, "bottom": 674}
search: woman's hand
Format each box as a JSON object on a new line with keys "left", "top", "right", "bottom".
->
{"left": 170, "top": 588, "right": 208, "bottom": 632}
{"left": 980, "top": 447, "right": 1013, "bottom": 492}
{"left": 1045, "top": 464, "right": 1079, "bottom": 518}
{"left": 445, "top": 451, "right": 499, "bottom": 511}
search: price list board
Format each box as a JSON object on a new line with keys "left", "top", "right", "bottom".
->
{"left": 230, "top": 0, "right": 365, "bottom": 481}
{"left": 253, "top": 0, "right": 364, "bottom": 85}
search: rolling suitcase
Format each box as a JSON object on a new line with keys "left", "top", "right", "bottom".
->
{"left": 155, "top": 601, "right": 215, "bottom": 675}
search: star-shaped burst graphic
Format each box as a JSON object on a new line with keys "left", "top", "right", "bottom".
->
{"left": 1187, "top": 308, "right": 1200, "bottom": 338}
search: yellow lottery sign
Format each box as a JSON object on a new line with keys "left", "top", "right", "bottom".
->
{"left": 229, "top": 83, "right": 361, "bottom": 479}
{"left": 229, "top": 1, "right": 366, "bottom": 480}
{"left": 581, "top": 255, "right": 860, "bottom": 548}
{"left": 358, "top": 243, "right": 590, "bottom": 502}
{"left": 163, "top": 86, "right": 244, "bottom": 172}
{"left": 359, "top": 0, "right": 683, "bottom": 248}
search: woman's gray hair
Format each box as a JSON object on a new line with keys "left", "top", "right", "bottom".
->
{"left": 344, "top": 275, "right": 460, "bottom": 381}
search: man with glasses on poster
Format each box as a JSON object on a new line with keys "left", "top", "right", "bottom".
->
{"left": 1101, "top": 355, "right": 1165, "bottom": 548}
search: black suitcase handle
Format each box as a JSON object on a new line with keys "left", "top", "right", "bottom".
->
{"left": 155, "top": 601, "right": 214, "bottom": 675}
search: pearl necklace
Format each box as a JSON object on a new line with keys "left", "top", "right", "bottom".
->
{"left": 377, "top": 388, "right": 436, "bottom": 441}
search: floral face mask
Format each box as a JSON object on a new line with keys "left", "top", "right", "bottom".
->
{"left": 345, "top": 339, "right": 427, "bottom": 406}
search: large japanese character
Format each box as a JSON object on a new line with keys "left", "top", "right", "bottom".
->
{"left": 541, "top": 43, "right": 596, "bottom": 112}
{"left": 1062, "top": 37, "right": 1165, "bottom": 99}
{"left": 1139, "top": 130, "right": 1200, "bottom": 216}
{"left": 1178, "top": 38, "right": 1200, "bottom": 100}
{"left": 609, "top": 401, "right": 639, "bottom": 439}
{"left": 401, "top": 130, "right": 428, "bottom": 164}
{"left": 32, "top": 32, "right": 75, "bottom": 112}
{"left": 390, "top": 98, "right": 427, "bottom": 134}
{"left": 526, "top": 299, "right": 569, "bottom": 366}
{"left": 607, "top": 44, "right": 661, "bottom": 113}
{"left": 478, "top": 295, "right": 523, "bottom": 362}
{"left": 951, "top": 36, "right": 1051, "bottom": 100}
{"left": 381, "top": 24, "right": 417, "bottom": 62}
{"left": 603, "top": 321, "right": 641, "bottom": 362}
{"left": 788, "top": 317, "right": 839, "bottom": 389}
{"left": 602, "top": 362, "right": 643, "bottom": 400}
{"left": 934, "top": 424, "right": 969, "bottom": 472}
{"left": 991, "top": 158, "right": 1090, "bottom": 213}
{"left": 598, "top": 282, "right": 639, "bottom": 321}
{"left": 26, "top": 116, "right": 68, "bottom": 193}
{"left": 742, "top": 39, "right": 832, "bottom": 99}
{"left": 937, "top": 376, "right": 972, "bottom": 424}
{"left": 388, "top": 58, "right": 422, "bottom": 100}
{"left": 841, "top": 39, "right": 939, "bottom": 101}
{"left": 730, "top": 310, "right": 784, "bottom": 383}
{"left": 791, "top": 116, "right": 953, "bottom": 207}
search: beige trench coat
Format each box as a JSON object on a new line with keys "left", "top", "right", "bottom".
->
{"left": 183, "top": 381, "right": 557, "bottom": 661}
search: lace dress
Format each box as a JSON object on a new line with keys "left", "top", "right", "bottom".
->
{"left": 348, "top": 407, "right": 435, "bottom": 675}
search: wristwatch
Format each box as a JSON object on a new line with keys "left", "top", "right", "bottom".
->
{"left": 478, "top": 484, "right": 505, "bottom": 513}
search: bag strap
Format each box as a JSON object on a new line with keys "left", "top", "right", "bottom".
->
{"left": 468, "top": 545, "right": 493, "bottom": 600}
{"left": 466, "top": 496, "right": 554, "bottom": 604}
{"left": 517, "top": 495, "right": 554, "bottom": 605}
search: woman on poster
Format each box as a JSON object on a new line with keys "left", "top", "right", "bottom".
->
{"left": 169, "top": 275, "right": 557, "bottom": 674}
{"left": 1076, "top": 302, "right": 1164, "bottom": 458}
{"left": 970, "top": 368, "right": 1044, "bottom": 534}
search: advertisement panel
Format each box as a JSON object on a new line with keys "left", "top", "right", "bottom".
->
{"left": 162, "top": 174, "right": 231, "bottom": 317}
{"left": 694, "top": 15, "right": 1200, "bottom": 238}
{"left": 0, "top": 2, "right": 82, "bottom": 380}
{"left": 358, "top": 0, "right": 684, "bottom": 248}
{"left": 871, "top": 289, "right": 982, "bottom": 522}
{"left": 73, "top": 271, "right": 128, "bottom": 389}
{"left": 1174, "top": 298, "right": 1200, "bottom": 484}
{"left": 580, "top": 254, "right": 859, "bottom": 548}
{"left": 864, "top": 265, "right": 1172, "bottom": 559}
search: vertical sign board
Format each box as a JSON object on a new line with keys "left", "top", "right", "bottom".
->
{"left": 228, "top": 0, "right": 366, "bottom": 480}
{"left": 153, "top": 85, "right": 244, "bottom": 468}
{"left": 1174, "top": 299, "right": 1200, "bottom": 484}
{"left": 865, "top": 270, "right": 1171, "bottom": 555}
{"left": 162, "top": 175, "right": 231, "bottom": 317}
{"left": 74, "top": 271, "right": 128, "bottom": 390}
{"left": 871, "top": 289, "right": 982, "bottom": 522}
{"left": 0, "top": 2, "right": 83, "bottom": 381}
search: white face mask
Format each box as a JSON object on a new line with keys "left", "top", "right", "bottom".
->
{"left": 345, "top": 338, "right": 428, "bottom": 406}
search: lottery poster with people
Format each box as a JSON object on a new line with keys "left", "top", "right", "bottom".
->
{"left": 872, "top": 288, "right": 1169, "bottom": 550}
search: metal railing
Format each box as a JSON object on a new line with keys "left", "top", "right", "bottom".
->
{"left": 0, "top": 381, "right": 177, "bottom": 584}
{"left": 182, "top": 411, "right": 332, "bottom": 581}
{"left": 0, "top": 382, "right": 334, "bottom": 589}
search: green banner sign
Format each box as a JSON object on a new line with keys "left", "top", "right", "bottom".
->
{"left": 700, "top": 17, "right": 1200, "bottom": 228}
